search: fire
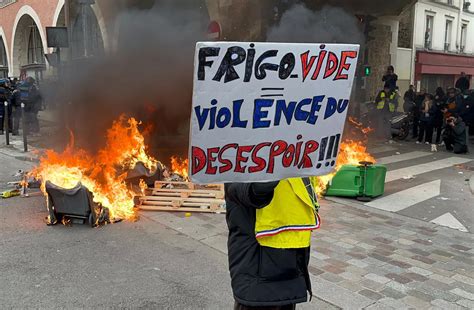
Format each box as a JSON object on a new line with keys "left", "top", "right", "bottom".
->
{"left": 139, "top": 179, "right": 148, "bottom": 196}
{"left": 315, "top": 140, "right": 375, "bottom": 196}
{"left": 165, "top": 139, "right": 373, "bottom": 198}
{"left": 30, "top": 115, "right": 158, "bottom": 221}
{"left": 349, "top": 116, "right": 374, "bottom": 135}
{"left": 170, "top": 156, "right": 189, "bottom": 179}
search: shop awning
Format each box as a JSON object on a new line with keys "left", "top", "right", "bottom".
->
{"left": 417, "top": 51, "right": 474, "bottom": 75}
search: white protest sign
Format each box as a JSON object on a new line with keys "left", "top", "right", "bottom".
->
{"left": 189, "top": 42, "right": 359, "bottom": 183}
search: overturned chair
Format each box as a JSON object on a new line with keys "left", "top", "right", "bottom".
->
{"left": 45, "top": 181, "right": 109, "bottom": 227}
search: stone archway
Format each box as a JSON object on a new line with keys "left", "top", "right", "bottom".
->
{"left": 53, "top": 0, "right": 66, "bottom": 27}
{"left": 11, "top": 7, "right": 47, "bottom": 79}
{"left": 0, "top": 28, "right": 9, "bottom": 78}
{"left": 70, "top": 3, "right": 104, "bottom": 59}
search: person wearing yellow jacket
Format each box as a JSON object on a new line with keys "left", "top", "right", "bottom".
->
{"left": 225, "top": 177, "right": 320, "bottom": 309}
{"left": 375, "top": 85, "right": 398, "bottom": 142}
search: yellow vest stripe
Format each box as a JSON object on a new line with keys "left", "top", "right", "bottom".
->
{"left": 255, "top": 214, "right": 321, "bottom": 239}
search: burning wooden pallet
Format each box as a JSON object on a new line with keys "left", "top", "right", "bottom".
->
{"left": 137, "top": 181, "right": 226, "bottom": 213}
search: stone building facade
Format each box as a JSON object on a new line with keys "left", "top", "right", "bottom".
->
{"left": 0, "top": 0, "right": 111, "bottom": 80}
{"left": 395, "top": 0, "right": 474, "bottom": 95}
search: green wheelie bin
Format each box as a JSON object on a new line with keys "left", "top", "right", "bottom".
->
{"left": 324, "top": 162, "right": 387, "bottom": 201}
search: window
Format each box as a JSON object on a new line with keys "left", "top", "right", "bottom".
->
{"left": 425, "top": 15, "right": 434, "bottom": 49}
{"left": 445, "top": 20, "right": 453, "bottom": 51}
{"left": 27, "top": 24, "right": 45, "bottom": 64}
{"left": 460, "top": 23, "right": 468, "bottom": 52}
{"left": 447, "top": 0, "right": 453, "bottom": 5}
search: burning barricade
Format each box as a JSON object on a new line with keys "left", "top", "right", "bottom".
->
{"left": 28, "top": 114, "right": 226, "bottom": 226}
{"left": 30, "top": 115, "right": 159, "bottom": 226}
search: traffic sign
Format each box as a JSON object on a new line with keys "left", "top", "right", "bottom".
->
{"left": 207, "top": 21, "right": 221, "bottom": 40}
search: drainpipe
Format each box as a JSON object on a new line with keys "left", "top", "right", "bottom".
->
{"left": 456, "top": 0, "right": 463, "bottom": 52}
{"left": 410, "top": 2, "right": 418, "bottom": 87}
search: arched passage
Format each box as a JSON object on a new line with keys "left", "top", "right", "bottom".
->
{"left": 56, "top": 6, "right": 66, "bottom": 27}
{"left": 0, "top": 32, "right": 8, "bottom": 78}
{"left": 53, "top": 0, "right": 66, "bottom": 27}
{"left": 71, "top": 3, "right": 104, "bottom": 59}
{"left": 12, "top": 8, "right": 47, "bottom": 80}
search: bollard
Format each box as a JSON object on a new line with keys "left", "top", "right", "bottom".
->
{"left": 21, "top": 102, "right": 27, "bottom": 152}
{"left": 4, "top": 101, "right": 9, "bottom": 146}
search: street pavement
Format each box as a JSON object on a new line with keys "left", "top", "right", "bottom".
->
{"left": 0, "top": 196, "right": 234, "bottom": 309}
{"left": 360, "top": 140, "right": 474, "bottom": 233}
{"left": 145, "top": 200, "right": 474, "bottom": 309}
{"left": 1, "top": 126, "right": 473, "bottom": 309}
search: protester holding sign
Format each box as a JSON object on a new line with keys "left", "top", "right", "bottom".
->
{"left": 226, "top": 177, "right": 320, "bottom": 309}
{"left": 190, "top": 42, "right": 359, "bottom": 183}
{"left": 190, "top": 42, "right": 359, "bottom": 308}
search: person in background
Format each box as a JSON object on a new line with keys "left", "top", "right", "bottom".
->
{"left": 10, "top": 82, "right": 23, "bottom": 136}
{"left": 375, "top": 85, "right": 397, "bottom": 143}
{"left": 413, "top": 88, "right": 426, "bottom": 139}
{"left": 433, "top": 87, "right": 446, "bottom": 146}
{"left": 382, "top": 65, "right": 398, "bottom": 91}
{"left": 443, "top": 115, "right": 468, "bottom": 154}
{"left": 403, "top": 85, "right": 416, "bottom": 113}
{"left": 459, "top": 91, "right": 473, "bottom": 145}
{"left": 18, "top": 77, "right": 42, "bottom": 135}
{"left": 10, "top": 77, "right": 18, "bottom": 89}
{"left": 225, "top": 178, "right": 320, "bottom": 309}
{"left": 0, "top": 79, "right": 13, "bottom": 135}
{"left": 455, "top": 72, "right": 470, "bottom": 94}
{"left": 443, "top": 88, "right": 463, "bottom": 119}
{"left": 416, "top": 93, "right": 435, "bottom": 147}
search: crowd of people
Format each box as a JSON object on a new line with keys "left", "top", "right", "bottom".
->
{"left": 376, "top": 66, "right": 472, "bottom": 154}
{"left": 0, "top": 76, "right": 42, "bottom": 136}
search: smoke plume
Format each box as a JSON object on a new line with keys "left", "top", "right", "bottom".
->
{"left": 267, "top": 4, "right": 364, "bottom": 45}
{"left": 58, "top": 1, "right": 206, "bottom": 159}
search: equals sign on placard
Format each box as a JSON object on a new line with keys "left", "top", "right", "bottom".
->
{"left": 261, "top": 88, "right": 285, "bottom": 97}
{"left": 316, "top": 134, "right": 341, "bottom": 169}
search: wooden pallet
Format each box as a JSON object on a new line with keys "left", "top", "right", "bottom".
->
{"left": 137, "top": 181, "right": 226, "bottom": 213}
{"left": 154, "top": 181, "right": 224, "bottom": 191}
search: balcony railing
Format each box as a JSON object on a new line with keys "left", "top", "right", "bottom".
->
{"left": 0, "top": 0, "right": 16, "bottom": 9}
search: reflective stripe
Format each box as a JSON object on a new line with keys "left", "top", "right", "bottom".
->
{"left": 377, "top": 92, "right": 396, "bottom": 111}
{"left": 256, "top": 213, "right": 321, "bottom": 239}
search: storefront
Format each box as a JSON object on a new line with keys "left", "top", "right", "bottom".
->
{"left": 415, "top": 51, "right": 474, "bottom": 93}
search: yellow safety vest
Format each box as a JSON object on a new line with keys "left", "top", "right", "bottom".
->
{"left": 377, "top": 92, "right": 396, "bottom": 112}
{"left": 255, "top": 177, "right": 320, "bottom": 249}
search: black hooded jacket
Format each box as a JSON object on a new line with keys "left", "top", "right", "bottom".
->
{"left": 225, "top": 182, "right": 311, "bottom": 307}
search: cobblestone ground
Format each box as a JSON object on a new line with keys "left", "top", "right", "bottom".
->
{"left": 142, "top": 198, "right": 474, "bottom": 310}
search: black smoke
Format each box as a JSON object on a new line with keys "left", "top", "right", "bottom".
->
{"left": 57, "top": 1, "right": 207, "bottom": 160}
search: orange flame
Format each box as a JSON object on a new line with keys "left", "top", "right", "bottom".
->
{"left": 166, "top": 139, "right": 374, "bottom": 198}
{"left": 30, "top": 115, "right": 158, "bottom": 221}
{"left": 139, "top": 179, "right": 148, "bottom": 196}
{"left": 348, "top": 116, "right": 374, "bottom": 135}
{"left": 170, "top": 156, "right": 189, "bottom": 179}
{"left": 315, "top": 140, "right": 375, "bottom": 196}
